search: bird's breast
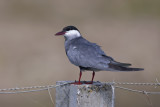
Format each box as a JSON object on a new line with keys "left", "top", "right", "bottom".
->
{"left": 65, "top": 46, "right": 80, "bottom": 66}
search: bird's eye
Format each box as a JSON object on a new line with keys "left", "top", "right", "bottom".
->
{"left": 65, "top": 28, "right": 70, "bottom": 31}
{"left": 67, "top": 28, "right": 70, "bottom": 31}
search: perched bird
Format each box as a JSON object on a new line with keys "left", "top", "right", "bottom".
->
{"left": 55, "top": 26, "right": 144, "bottom": 84}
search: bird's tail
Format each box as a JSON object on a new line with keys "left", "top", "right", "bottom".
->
{"left": 108, "top": 63, "right": 144, "bottom": 71}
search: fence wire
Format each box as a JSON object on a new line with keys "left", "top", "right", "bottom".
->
{"left": 0, "top": 81, "right": 160, "bottom": 94}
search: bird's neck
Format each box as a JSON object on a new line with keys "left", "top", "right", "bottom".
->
{"left": 64, "top": 35, "right": 82, "bottom": 41}
{"left": 65, "top": 37, "right": 82, "bottom": 47}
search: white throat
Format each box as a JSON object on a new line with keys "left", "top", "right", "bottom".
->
{"left": 64, "top": 30, "right": 81, "bottom": 40}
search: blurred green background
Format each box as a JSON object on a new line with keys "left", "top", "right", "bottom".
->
{"left": 0, "top": 0, "right": 160, "bottom": 107}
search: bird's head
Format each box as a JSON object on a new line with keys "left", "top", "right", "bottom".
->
{"left": 55, "top": 26, "right": 81, "bottom": 40}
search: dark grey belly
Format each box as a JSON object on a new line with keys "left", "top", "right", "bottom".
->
{"left": 79, "top": 66, "right": 101, "bottom": 72}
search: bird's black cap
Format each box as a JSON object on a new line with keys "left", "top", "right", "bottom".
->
{"left": 63, "top": 26, "right": 79, "bottom": 32}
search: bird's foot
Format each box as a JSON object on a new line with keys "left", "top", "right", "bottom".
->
{"left": 70, "top": 80, "right": 82, "bottom": 85}
{"left": 70, "top": 80, "right": 94, "bottom": 85}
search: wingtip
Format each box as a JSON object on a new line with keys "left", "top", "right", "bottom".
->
{"left": 108, "top": 63, "right": 144, "bottom": 71}
{"left": 135, "top": 68, "right": 144, "bottom": 71}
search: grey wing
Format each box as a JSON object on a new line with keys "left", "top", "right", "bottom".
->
{"left": 102, "top": 55, "right": 132, "bottom": 67}
{"left": 66, "top": 40, "right": 110, "bottom": 70}
{"left": 66, "top": 37, "right": 132, "bottom": 71}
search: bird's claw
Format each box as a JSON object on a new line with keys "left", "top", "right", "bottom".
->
{"left": 70, "top": 81, "right": 93, "bottom": 85}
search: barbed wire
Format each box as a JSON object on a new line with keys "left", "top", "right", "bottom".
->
{"left": 0, "top": 81, "right": 159, "bottom": 107}
{"left": 113, "top": 82, "right": 160, "bottom": 86}
{"left": 0, "top": 82, "right": 72, "bottom": 94}
{"left": 0, "top": 81, "right": 159, "bottom": 94}
{"left": 115, "top": 86, "right": 160, "bottom": 95}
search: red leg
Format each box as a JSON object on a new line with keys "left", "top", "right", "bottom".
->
{"left": 71, "top": 71, "right": 95, "bottom": 85}
{"left": 91, "top": 71, "right": 95, "bottom": 83}
{"left": 85, "top": 71, "right": 95, "bottom": 84}
{"left": 71, "top": 71, "right": 82, "bottom": 85}
{"left": 78, "top": 71, "right": 82, "bottom": 84}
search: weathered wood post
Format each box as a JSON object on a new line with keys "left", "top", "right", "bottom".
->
{"left": 56, "top": 81, "right": 115, "bottom": 107}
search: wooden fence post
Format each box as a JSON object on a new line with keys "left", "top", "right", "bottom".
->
{"left": 56, "top": 81, "right": 115, "bottom": 107}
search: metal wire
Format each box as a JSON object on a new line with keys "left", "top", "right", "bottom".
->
{"left": 0, "top": 82, "right": 159, "bottom": 94}
{"left": 114, "top": 82, "right": 160, "bottom": 86}
{"left": 115, "top": 86, "right": 160, "bottom": 95}
{"left": 0, "top": 82, "right": 72, "bottom": 94}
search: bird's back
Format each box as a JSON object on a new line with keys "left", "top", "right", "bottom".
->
{"left": 65, "top": 37, "right": 111, "bottom": 71}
